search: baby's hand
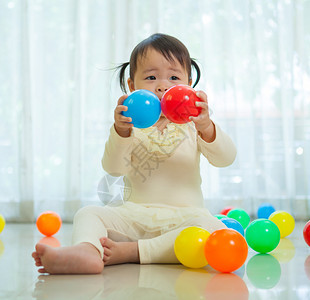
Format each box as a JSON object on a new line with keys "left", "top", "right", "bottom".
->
{"left": 114, "top": 95, "right": 133, "bottom": 137}
{"left": 189, "top": 91, "right": 216, "bottom": 143}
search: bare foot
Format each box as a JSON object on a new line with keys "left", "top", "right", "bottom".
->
{"left": 100, "top": 237, "right": 140, "bottom": 266}
{"left": 32, "top": 242, "right": 104, "bottom": 274}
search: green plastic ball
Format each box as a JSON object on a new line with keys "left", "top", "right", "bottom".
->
{"left": 245, "top": 219, "right": 280, "bottom": 253}
{"left": 227, "top": 209, "right": 250, "bottom": 229}
{"left": 214, "top": 214, "right": 227, "bottom": 220}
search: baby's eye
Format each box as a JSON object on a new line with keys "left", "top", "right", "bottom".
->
{"left": 170, "top": 76, "right": 180, "bottom": 80}
{"left": 146, "top": 76, "right": 156, "bottom": 80}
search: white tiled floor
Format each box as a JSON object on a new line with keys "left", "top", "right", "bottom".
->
{"left": 0, "top": 222, "right": 309, "bottom": 299}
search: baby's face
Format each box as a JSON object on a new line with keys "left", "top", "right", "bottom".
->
{"left": 127, "top": 48, "right": 191, "bottom": 100}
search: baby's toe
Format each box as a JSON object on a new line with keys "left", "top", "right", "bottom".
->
{"left": 99, "top": 237, "right": 107, "bottom": 246}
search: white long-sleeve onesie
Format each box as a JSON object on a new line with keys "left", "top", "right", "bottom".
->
{"left": 72, "top": 122, "right": 237, "bottom": 264}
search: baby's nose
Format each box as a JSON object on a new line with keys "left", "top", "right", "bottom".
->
{"left": 156, "top": 86, "right": 168, "bottom": 93}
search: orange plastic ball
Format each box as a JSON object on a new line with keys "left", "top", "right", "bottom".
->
{"left": 36, "top": 211, "right": 62, "bottom": 236}
{"left": 204, "top": 229, "right": 248, "bottom": 273}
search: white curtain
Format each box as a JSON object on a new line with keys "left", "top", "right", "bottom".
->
{"left": 0, "top": 0, "right": 309, "bottom": 222}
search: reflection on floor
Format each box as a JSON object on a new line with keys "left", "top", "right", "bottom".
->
{"left": 0, "top": 223, "right": 309, "bottom": 299}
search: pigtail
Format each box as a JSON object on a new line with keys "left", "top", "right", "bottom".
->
{"left": 191, "top": 59, "right": 201, "bottom": 88}
{"left": 118, "top": 62, "right": 130, "bottom": 93}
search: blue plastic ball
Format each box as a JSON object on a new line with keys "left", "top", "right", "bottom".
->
{"left": 221, "top": 217, "right": 245, "bottom": 236}
{"left": 122, "top": 90, "right": 161, "bottom": 129}
{"left": 257, "top": 203, "right": 276, "bottom": 219}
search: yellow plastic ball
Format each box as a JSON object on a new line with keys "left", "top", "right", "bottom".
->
{"left": 269, "top": 211, "right": 295, "bottom": 238}
{"left": 0, "top": 214, "right": 5, "bottom": 234}
{"left": 174, "top": 226, "right": 210, "bottom": 268}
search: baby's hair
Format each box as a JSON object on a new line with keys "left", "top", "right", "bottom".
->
{"left": 118, "top": 33, "right": 201, "bottom": 93}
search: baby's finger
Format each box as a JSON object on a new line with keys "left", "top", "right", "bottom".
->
{"left": 189, "top": 115, "right": 200, "bottom": 123}
{"left": 115, "top": 105, "right": 129, "bottom": 114}
{"left": 196, "top": 91, "right": 208, "bottom": 102}
{"left": 117, "top": 115, "right": 132, "bottom": 123}
{"left": 195, "top": 101, "right": 209, "bottom": 110}
{"left": 115, "top": 111, "right": 133, "bottom": 124}
{"left": 117, "top": 94, "right": 128, "bottom": 105}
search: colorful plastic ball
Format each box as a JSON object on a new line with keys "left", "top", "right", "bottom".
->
{"left": 214, "top": 214, "right": 227, "bottom": 220}
{"left": 174, "top": 226, "right": 210, "bottom": 268}
{"left": 122, "top": 89, "right": 161, "bottom": 128}
{"left": 0, "top": 214, "right": 5, "bottom": 234}
{"left": 36, "top": 211, "right": 62, "bottom": 237}
{"left": 245, "top": 219, "right": 280, "bottom": 253}
{"left": 204, "top": 229, "right": 248, "bottom": 273}
{"left": 269, "top": 210, "right": 295, "bottom": 238}
{"left": 257, "top": 203, "right": 276, "bottom": 219}
{"left": 220, "top": 206, "right": 234, "bottom": 216}
{"left": 227, "top": 209, "right": 250, "bottom": 229}
{"left": 303, "top": 221, "right": 310, "bottom": 247}
{"left": 161, "top": 85, "right": 203, "bottom": 124}
{"left": 221, "top": 217, "right": 244, "bottom": 236}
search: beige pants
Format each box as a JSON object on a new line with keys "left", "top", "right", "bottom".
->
{"left": 72, "top": 204, "right": 226, "bottom": 264}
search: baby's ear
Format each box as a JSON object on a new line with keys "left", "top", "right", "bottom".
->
{"left": 127, "top": 78, "right": 135, "bottom": 92}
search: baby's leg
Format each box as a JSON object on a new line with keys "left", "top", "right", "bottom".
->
{"left": 97, "top": 228, "right": 188, "bottom": 266}
{"left": 138, "top": 216, "right": 226, "bottom": 264}
{"left": 71, "top": 205, "right": 138, "bottom": 258}
{"left": 33, "top": 205, "right": 133, "bottom": 274}
{"left": 97, "top": 212, "right": 225, "bottom": 265}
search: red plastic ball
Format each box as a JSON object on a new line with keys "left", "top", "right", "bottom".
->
{"left": 36, "top": 211, "right": 62, "bottom": 237}
{"left": 220, "top": 206, "right": 234, "bottom": 216}
{"left": 304, "top": 221, "right": 310, "bottom": 247}
{"left": 204, "top": 229, "right": 248, "bottom": 273}
{"left": 161, "top": 85, "right": 203, "bottom": 124}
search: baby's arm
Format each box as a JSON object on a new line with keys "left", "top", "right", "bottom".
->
{"left": 189, "top": 91, "right": 215, "bottom": 143}
{"left": 189, "top": 90, "right": 236, "bottom": 167}
{"left": 198, "top": 124, "right": 237, "bottom": 167}
{"left": 101, "top": 95, "right": 134, "bottom": 176}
